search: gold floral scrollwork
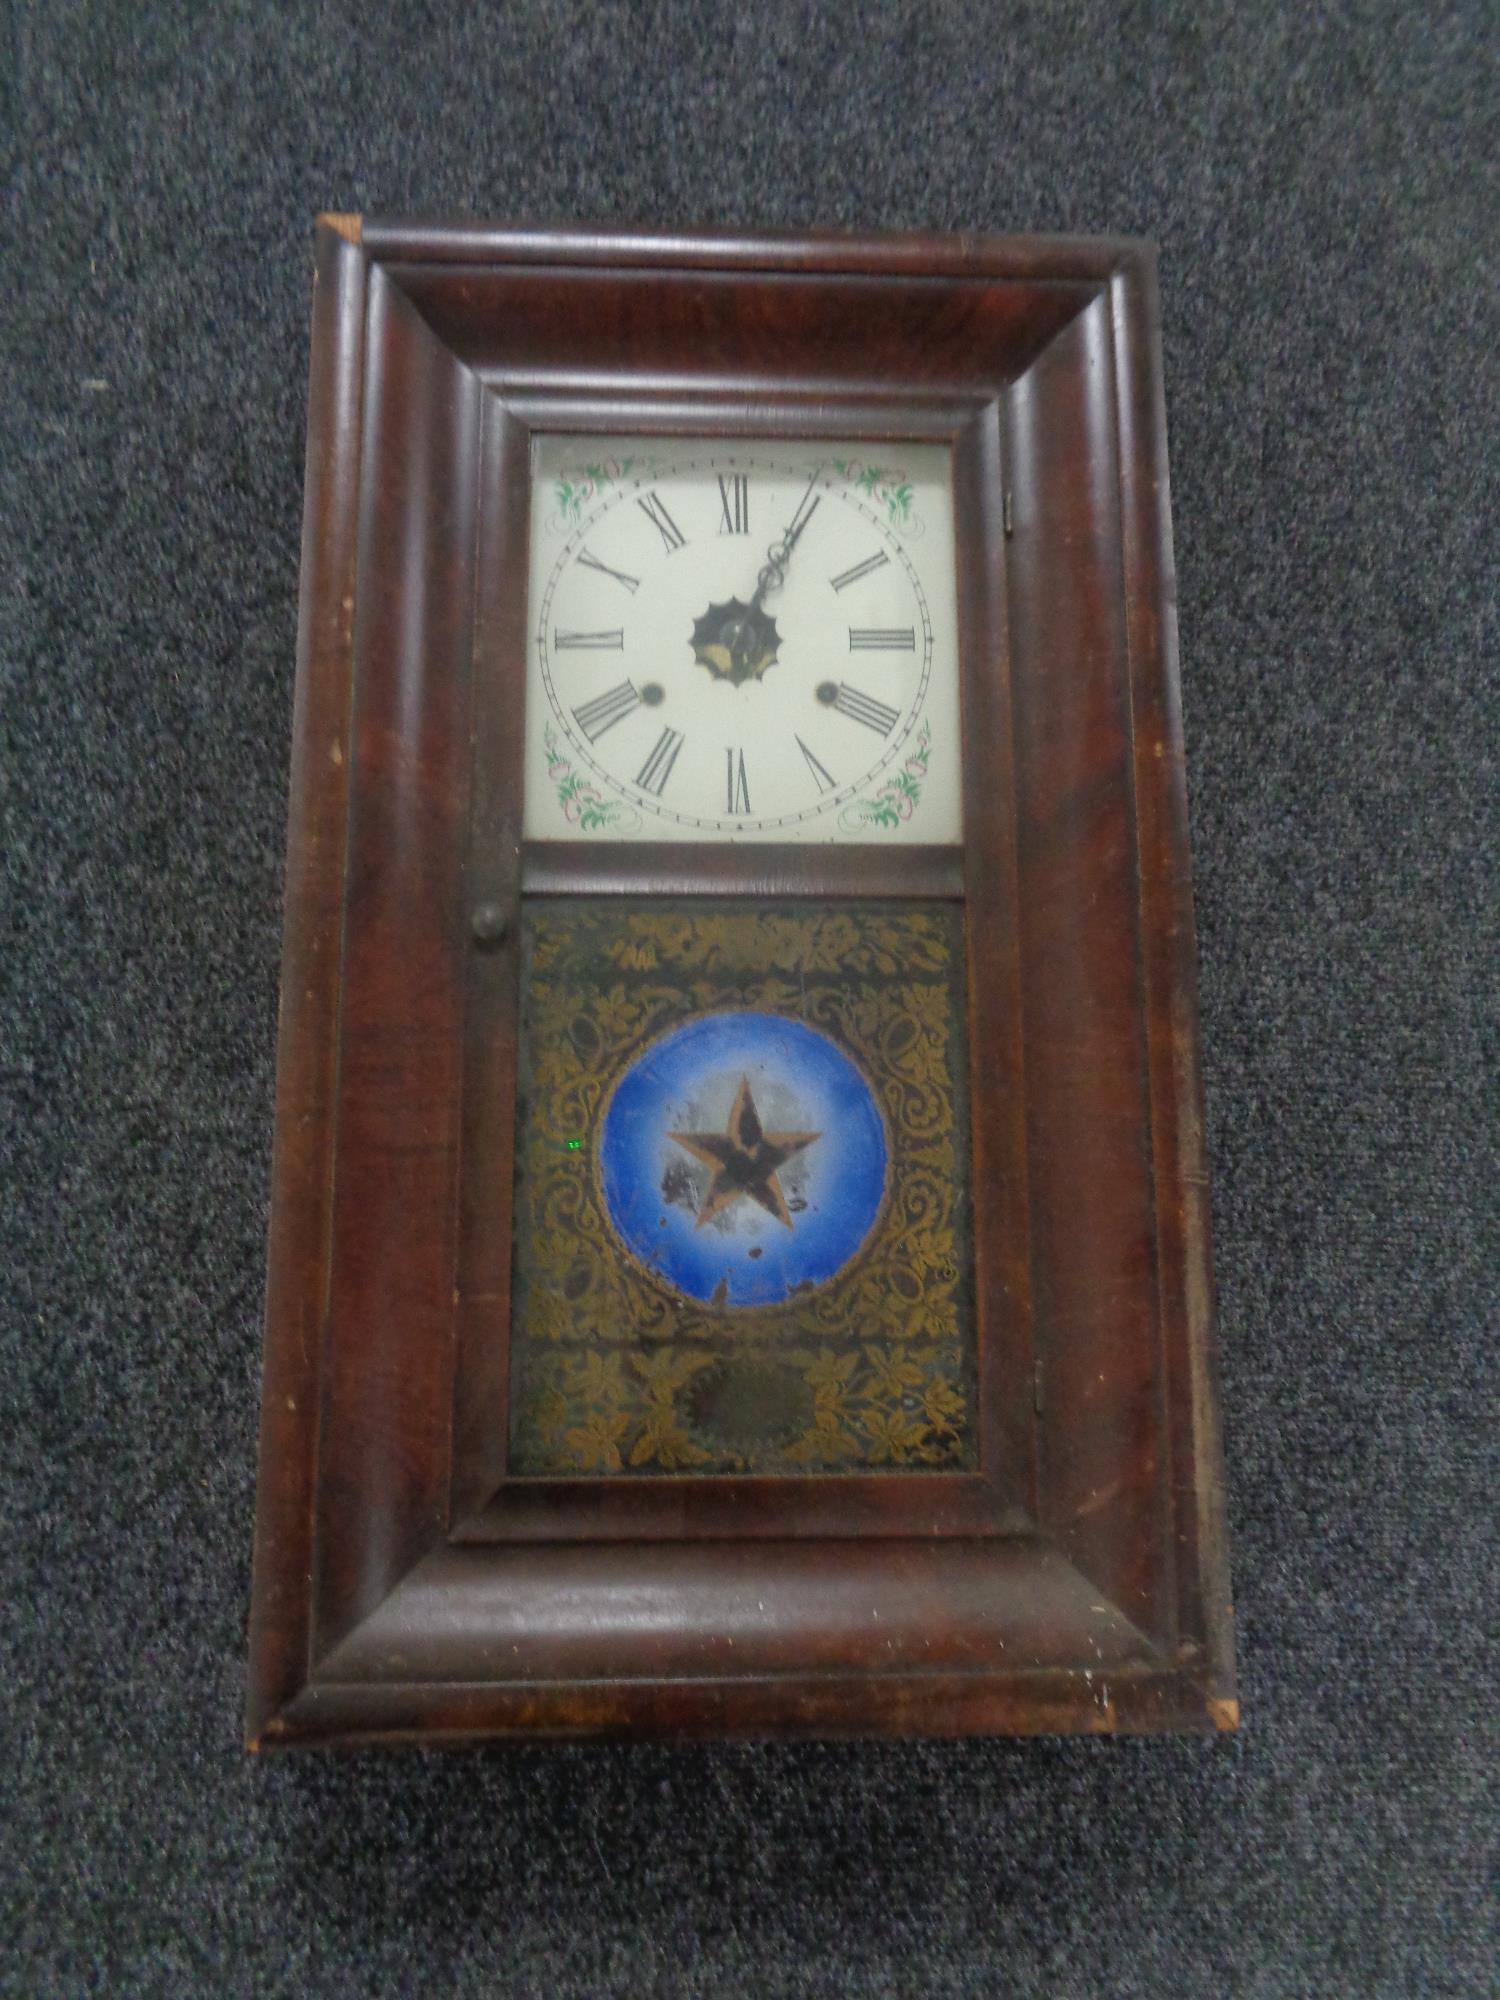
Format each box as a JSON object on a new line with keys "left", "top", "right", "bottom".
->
{"left": 508, "top": 900, "right": 976, "bottom": 1476}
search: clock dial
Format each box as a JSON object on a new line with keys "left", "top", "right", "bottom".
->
{"left": 524, "top": 436, "right": 963, "bottom": 843}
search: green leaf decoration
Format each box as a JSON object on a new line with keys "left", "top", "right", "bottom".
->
{"left": 837, "top": 720, "right": 934, "bottom": 835}
{"left": 541, "top": 720, "right": 641, "bottom": 833}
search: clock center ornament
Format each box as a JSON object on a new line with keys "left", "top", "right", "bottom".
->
{"left": 598, "top": 1012, "right": 888, "bottom": 1309}
{"left": 690, "top": 598, "right": 782, "bottom": 686}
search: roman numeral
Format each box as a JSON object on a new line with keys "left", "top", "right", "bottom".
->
{"left": 717, "top": 474, "right": 749, "bottom": 536}
{"left": 725, "top": 747, "right": 751, "bottom": 815}
{"left": 635, "top": 726, "right": 685, "bottom": 795}
{"left": 554, "top": 628, "right": 624, "bottom": 650}
{"left": 795, "top": 735, "right": 836, "bottom": 794}
{"left": 572, "top": 680, "right": 641, "bottom": 742}
{"left": 829, "top": 551, "right": 890, "bottom": 593}
{"left": 636, "top": 491, "right": 686, "bottom": 554}
{"left": 830, "top": 684, "right": 900, "bottom": 735}
{"left": 576, "top": 548, "right": 639, "bottom": 594}
{"left": 848, "top": 626, "right": 915, "bottom": 651}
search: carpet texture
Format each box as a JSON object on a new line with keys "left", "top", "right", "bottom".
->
{"left": 2, "top": 3, "right": 1495, "bottom": 1994}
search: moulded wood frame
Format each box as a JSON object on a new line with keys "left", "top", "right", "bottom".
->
{"left": 246, "top": 217, "right": 1235, "bottom": 1747}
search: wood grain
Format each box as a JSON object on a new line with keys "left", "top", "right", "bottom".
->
{"left": 517, "top": 841, "right": 965, "bottom": 899}
{"left": 245, "top": 222, "right": 367, "bottom": 1746}
{"left": 309, "top": 264, "right": 481, "bottom": 1659}
{"left": 1005, "top": 293, "right": 1171, "bottom": 1642}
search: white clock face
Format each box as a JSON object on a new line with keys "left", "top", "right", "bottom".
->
{"left": 523, "top": 435, "right": 963, "bottom": 844}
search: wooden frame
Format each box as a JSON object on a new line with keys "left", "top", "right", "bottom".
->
{"left": 246, "top": 219, "right": 1235, "bottom": 1746}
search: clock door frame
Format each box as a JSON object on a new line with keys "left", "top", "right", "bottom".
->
{"left": 248, "top": 219, "right": 1235, "bottom": 1745}
{"left": 455, "top": 388, "right": 1025, "bottom": 1543}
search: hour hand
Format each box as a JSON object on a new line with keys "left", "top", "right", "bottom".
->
{"left": 752, "top": 470, "right": 823, "bottom": 607}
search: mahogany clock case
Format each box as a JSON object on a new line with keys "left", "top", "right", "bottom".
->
{"left": 246, "top": 218, "right": 1235, "bottom": 1746}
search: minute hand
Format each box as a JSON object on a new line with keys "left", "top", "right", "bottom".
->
{"left": 726, "top": 472, "right": 823, "bottom": 678}
{"left": 749, "top": 471, "right": 823, "bottom": 611}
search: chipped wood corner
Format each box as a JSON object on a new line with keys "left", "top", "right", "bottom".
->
{"left": 317, "top": 212, "right": 363, "bottom": 244}
{"left": 1208, "top": 1695, "right": 1240, "bottom": 1732}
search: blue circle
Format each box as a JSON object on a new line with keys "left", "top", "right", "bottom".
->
{"left": 599, "top": 1012, "right": 888, "bottom": 1308}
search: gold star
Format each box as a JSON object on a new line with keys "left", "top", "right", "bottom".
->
{"left": 669, "top": 1076, "right": 820, "bottom": 1230}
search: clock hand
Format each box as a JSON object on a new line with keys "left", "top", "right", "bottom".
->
{"left": 725, "top": 468, "right": 823, "bottom": 675}
{"left": 750, "top": 468, "right": 823, "bottom": 610}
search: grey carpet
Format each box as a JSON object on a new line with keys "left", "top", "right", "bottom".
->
{"left": 2, "top": 3, "right": 1495, "bottom": 1994}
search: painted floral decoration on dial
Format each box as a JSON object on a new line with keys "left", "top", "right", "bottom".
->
{"left": 523, "top": 437, "right": 964, "bottom": 845}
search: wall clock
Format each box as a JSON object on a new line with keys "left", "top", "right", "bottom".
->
{"left": 247, "top": 220, "right": 1236, "bottom": 1745}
